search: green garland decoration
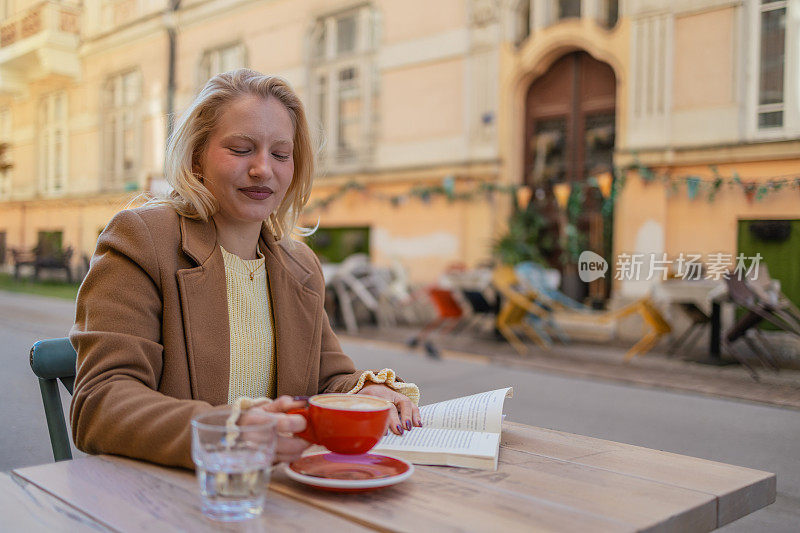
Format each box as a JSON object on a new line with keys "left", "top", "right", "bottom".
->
{"left": 624, "top": 157, "right": 800, "bottom": 203}
{"left": 305, "top": 159, "right": 800, "bottom": 213}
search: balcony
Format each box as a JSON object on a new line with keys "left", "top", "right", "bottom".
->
{"left": 0, "top": 1, "right": 81, "bottom": 93}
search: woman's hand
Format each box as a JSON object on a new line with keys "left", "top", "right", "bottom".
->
{"left": 237, "top": 396, "right": 311, "bottom": 464}
{"left": 358, "top": 384, "right": 421, "bottom": 435}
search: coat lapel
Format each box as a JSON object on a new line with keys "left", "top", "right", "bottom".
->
{"left": 176, "top": 216, "right": 230, "bottom": 405}
{"left": 259, "top": 230, "right": 321, "bottom": 397}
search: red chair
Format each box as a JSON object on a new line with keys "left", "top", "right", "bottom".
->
{"left": 406, "top": 287, "right": 464, "bottom": 358}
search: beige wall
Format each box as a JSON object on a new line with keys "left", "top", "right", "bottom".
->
{"left": 672, "top": 7, "right": 735, "bottom": 109}
{"left": 382, "top": 0, "right": 465, "bottom": 43}
{"left": 381, "top": 58, "right": 465, "bottom": 143}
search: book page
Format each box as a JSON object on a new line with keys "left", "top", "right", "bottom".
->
{"left": 419, "top": 387, "right": 513, "bottom": 433}
{"left": 373, "top": 428, "right": 499, "bottom": 458}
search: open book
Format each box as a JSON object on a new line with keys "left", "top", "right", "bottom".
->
{"left": 372, "top": 387, "right": 513, "bottom": 471}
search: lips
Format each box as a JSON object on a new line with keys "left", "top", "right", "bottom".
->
{"left": 239, "top": 186, "right": 274, "bottom": 200}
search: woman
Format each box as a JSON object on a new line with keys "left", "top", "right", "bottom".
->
{"left": 70, "top": 69, "right": 420, "bottom": 469}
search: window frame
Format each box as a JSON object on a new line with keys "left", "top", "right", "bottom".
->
{"left": 37, "top": 91, "right": 68, "bottom": 196}
{"left": 747, "top": 0, "right": 799, "bottom": 139}
{"left": 197, "top": 41, "right": 247, "bottom": 90}
{"left": 308, "top": 5, "right": 379, "bottom": 172}
{"left": 101, "top": 69, "right": 142, "bottom": 192}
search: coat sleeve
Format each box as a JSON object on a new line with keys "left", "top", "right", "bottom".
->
{"left": 70, "top": 209, "right": 212, "bottom": 469}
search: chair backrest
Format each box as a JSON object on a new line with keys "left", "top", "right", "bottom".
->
{"left": 462, "top": 290, "right": 496, "bottom": 314}
{"left": 492, "top": 265, "right": 519, "bottom": 293}
{"left": 726, "top": 276, "right": 757, "bottom": 308}
{"left": 29, "top": 337, "right": 77, "bottom": 462}
{"left": 427, "top": 288, "right": 463, "bottom": 319}
{"left": 515, "top": 262, "right": 547, "bottom": 288}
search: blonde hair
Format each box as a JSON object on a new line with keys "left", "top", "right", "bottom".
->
{"left": 147, "top": 68, "right": 314, "bottom": 241}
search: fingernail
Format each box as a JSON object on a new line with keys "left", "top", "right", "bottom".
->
{"left": 293, "top": 396, "right": 309, "bottom": 401}
{"left": 396, "top": 424, "right": 403, "bottom": 434}
{"left": 419, "top": 420, "right": 423, "bottom": 427}
{"left": 405, "top": 420, "right": 412, "bottom": 430}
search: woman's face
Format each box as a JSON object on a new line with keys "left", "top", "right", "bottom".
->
{"left": 198, "top": 94, "right": 295, "bottom": 232}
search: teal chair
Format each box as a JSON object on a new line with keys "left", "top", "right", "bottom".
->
{"left": 29, "top": 338, "right": 77, "bottom": 461}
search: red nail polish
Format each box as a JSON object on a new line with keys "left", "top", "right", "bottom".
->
{"left": 396, "top": 424, "right": 403, "bottom": 434}
{"left": 405, "top": 420, "right": 412, "bottom": 430}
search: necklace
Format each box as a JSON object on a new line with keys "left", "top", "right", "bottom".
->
{"left": 247, "top": 261, "right": 264, "bottom": 281}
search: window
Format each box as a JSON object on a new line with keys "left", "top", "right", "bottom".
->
{"left": 558, "top": 0, "right": 581, "bottom": 20}
{"left": 307, "top": 226, "right": 370, "bottom": 263}
{"left": 38, "top": 92, "right": 67, "bottom": 194}
{"left": 600, "top": 0, "right": 618, "bottom": 29}
{"left": 310, "top": 5, "right": 379, "bottom": 169}
{"left": 198, "top": 43, "right": 246, "bottom": 88}
{"left": 1, "top": 0, "right": 11, "bottom": 20}
{"left": 757, "top": 0, "right": 786, "bottom": 129}
{"left": 36, "top": 230, "right": 63, "bottom": 258}
{"left": 0, "top": 108, "right": 10, "bottom": 199}
{"left": 102, "top": 70, "right": 141, "bottom": 191}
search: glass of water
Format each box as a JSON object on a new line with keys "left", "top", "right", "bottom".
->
{"left": 191, "top": 408, "right": 278, "bottom": 521}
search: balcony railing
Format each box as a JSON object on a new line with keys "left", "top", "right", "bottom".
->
{"left": 0, "top": 1, "right": 81, "bottom": 92}
{"left": 0, "top": 1, "right": 80, "bottom": 48}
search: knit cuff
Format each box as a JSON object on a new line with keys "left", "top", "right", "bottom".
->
{"left": 346, "top": 368, "right": 420, "bottom": 406}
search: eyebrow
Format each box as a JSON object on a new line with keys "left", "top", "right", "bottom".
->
{"left": 226, "top": 133, "right": 293, "bottom": 147}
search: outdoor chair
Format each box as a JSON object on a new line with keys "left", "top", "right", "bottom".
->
{"left": 326, "top": 254, "right": 382, "bottom": 334}
{"left": 667, "top": 302, "right": 711, "bottom": 355}
{"left": 29, "top": 337, "right": 77, "bottom": 462}
{"left": 491, "top": 266, "right": 566, "bottom": 352}
{"left": 610, "top": 298, "right": 673, "bottom": 360}
{"left": 723, "top": 274, "right": 800, "bottom": 379}
{"left": 406, "top": 287, "right": 465, "bottom": 358}
{"left": 746, "top": 264, "right": 800, "bottom": 335}
{"left": 493, "top": 265, "right": 672, "bottom": 359}
{"left": 459, "top": 289, "right": 500, "bottom": 333}
{"left": 440, "top": 266, "right": 499, "bottom": 335}
{"left": 515, "top": 261, "right": 588, "bottom": 311}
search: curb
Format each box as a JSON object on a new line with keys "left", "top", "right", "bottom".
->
{"left": 340, "top": 333, "right": 800, "bottom": 412}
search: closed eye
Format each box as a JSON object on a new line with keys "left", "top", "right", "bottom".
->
{"left": 229, "top": 148, "right": 250, "bottom": 155}
{"left": 273, "top": 153, "right": 290, "bottom": 161}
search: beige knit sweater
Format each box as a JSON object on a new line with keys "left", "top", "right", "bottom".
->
{"left": 221, "top": 246, "right": 419, "bottom": 405}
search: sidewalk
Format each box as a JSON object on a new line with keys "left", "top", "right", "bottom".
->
{"left": 341, "top": 325, "right": 800, "bottom": 411}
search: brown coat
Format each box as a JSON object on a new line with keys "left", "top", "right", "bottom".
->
{"left": 70, "top": 205, "right": 363, "bottom": 469}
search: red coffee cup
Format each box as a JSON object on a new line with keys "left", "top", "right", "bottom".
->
{"left": 289, "top": 393, "right": 391, "bottom": 454}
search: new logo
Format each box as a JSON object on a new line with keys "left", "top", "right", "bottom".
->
{"left": 578, "top": 251, "right": 608, "bottom": 282}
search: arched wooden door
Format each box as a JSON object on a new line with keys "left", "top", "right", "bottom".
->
{"left": 524, "top": 51, "right": 616, "bottom": 302}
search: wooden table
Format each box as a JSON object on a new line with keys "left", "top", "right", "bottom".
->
{"left": 8, "top": 422, "right": 775, "bottom": 532}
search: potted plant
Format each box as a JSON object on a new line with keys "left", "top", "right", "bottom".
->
{"left": 559, "top": 185, "right": 589, "bottom": 302}
{"left": 493, "top": 199, "right": 556, "bottom": 266}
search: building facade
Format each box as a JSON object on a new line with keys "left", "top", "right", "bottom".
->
{"left": 0, "top": 0, "right": 797, "bottom": 302}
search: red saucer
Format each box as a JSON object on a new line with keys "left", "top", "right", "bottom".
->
{"left": 285, "top": 452, "right": 414, "bottom": 491}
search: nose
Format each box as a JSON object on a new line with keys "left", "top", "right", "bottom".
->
{"left": 248, "top": 150, "right": 274, "bottom": 180}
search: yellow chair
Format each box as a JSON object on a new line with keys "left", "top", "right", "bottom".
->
{"left": 492, "top": 266, "right": 672, "bottom": 360}
{"left": 492, "top": 266, "right": 558, "bottom": 353}
{"left": 606, "top": 298, "right": 673, "bottom": 361}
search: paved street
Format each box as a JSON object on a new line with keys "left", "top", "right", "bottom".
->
{"left": 1, "top": 290, "right": 798, "bottom": 531}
